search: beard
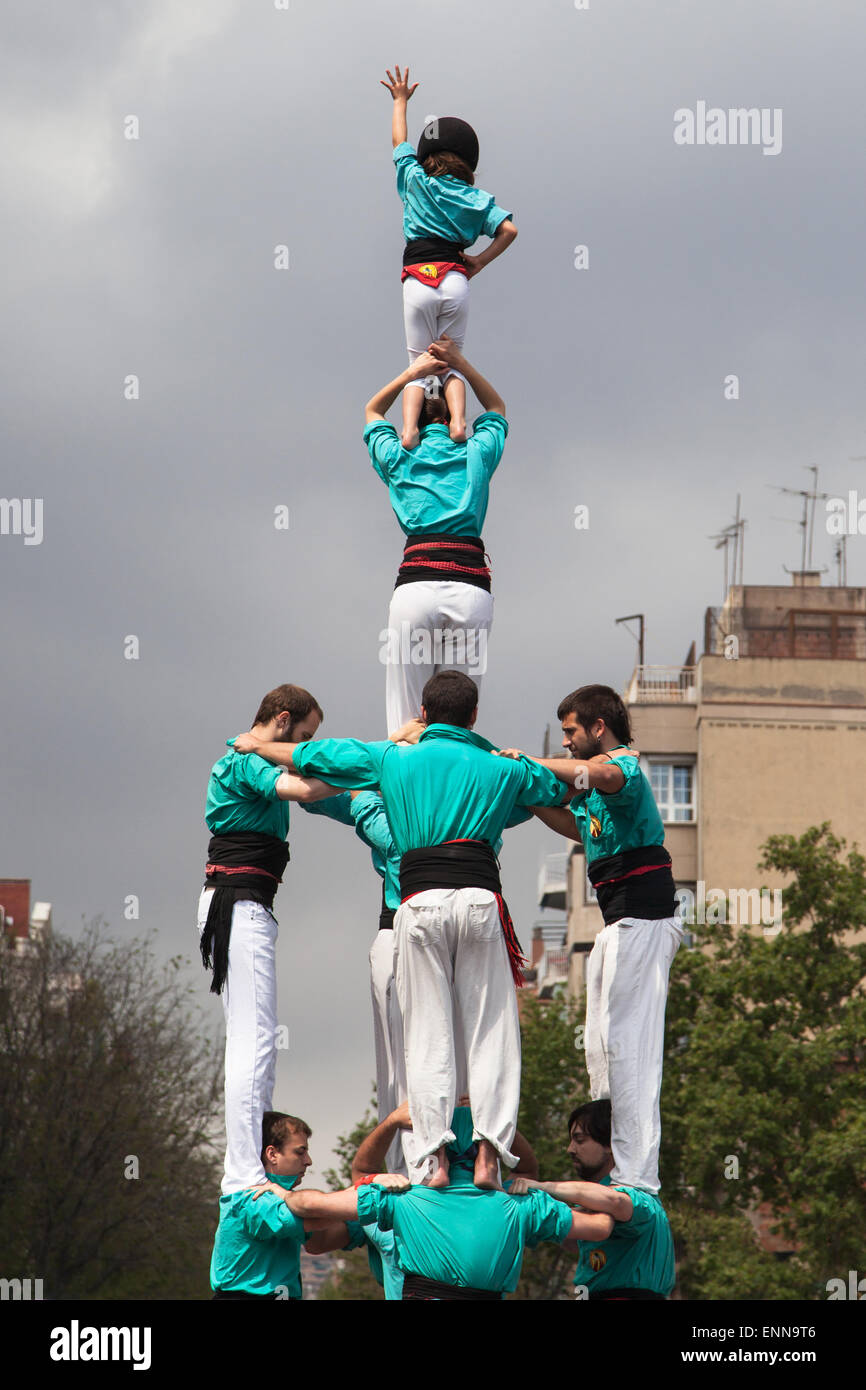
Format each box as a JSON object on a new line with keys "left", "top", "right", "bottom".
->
{"left": 571, "top": 1155, "right": 606, "bottom": 1181}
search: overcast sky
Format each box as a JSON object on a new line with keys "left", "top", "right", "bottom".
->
{"left": 2, "top": 0, "right": 865, "bottom": 1179}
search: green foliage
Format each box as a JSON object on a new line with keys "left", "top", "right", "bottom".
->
{"left": 0, "top": 920, "right": 223, "bottom": 1299}
{"left": 661, "top": 824, "right": 866, "bottom": 1299}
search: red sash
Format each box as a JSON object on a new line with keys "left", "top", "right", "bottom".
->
{"left": 401, "top": 261, "right": 468, "bottom": 288}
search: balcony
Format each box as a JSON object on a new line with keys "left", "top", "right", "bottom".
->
{"left": 625, "top": 665, "right": 697, "bottom": 704}
{"left": 538, "top": 852, "right": 569, "bottom": 910}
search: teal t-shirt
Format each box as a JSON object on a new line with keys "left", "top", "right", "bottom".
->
{"left": 358, "top": 1173, "right": 573, "bottom": 1294}
{"left": 210, "top": 1174, "right": 308, "bottom": 1297}
{"left": 569, "top": 751, "right": 665, "bottom": 868}
{"left": 364, "top": 416, "right": 507, "bottom": 537}
{"left": 573, "top": 1177, "right": 675, "bottom": 1297}
{"left": 206, "top": 738, "right": 288, "bottom": 839}
{"left": 393, "top": 140, "right": 511, "bottom": 246}
{"left": 292, "top": 725, "right": 562, "bottom": 854}
{"left": 303, "top": 791, "right": 401, "bottom": 909}
{"left": 345, "top": 1219, "right": 404, "bottom": 1300}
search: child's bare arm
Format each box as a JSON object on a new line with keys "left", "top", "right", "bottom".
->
{"left": 381, "top": 65, "right": 418, "bottom": 147}
{"left": 462, "top": 220, "right": 518, "bottom": 278}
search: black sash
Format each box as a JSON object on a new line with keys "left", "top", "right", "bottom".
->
{"left": 200, "top": 832, "right": 290, "bottom": 995}
{"left": 395, "top": 533, "right": 491, "bottom": 593}
{"left": 403, "top": 236, "right": 466, "bottom": 267}
{"left": 588, "top": 846, "right": 676, "bottom": 926}
{"left": 379, "top": 880, "right": 395, "bottom": 931}
{"left": 399, "top": 840, "right": 527, "bottom": 987}
{"left": 402, "top": 1272, "right": 500, "bottom": 1301}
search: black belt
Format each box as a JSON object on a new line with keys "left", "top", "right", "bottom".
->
{"left": 402, "top": 1272, "right": 500, "bottom": 1301}
{"left": 588, "top": 846, "right": 675, "bottom": 926}
{"left": 395, "top": 533, "right": 491, "bottom": 592}
{"left": 403, "top": 236, "right": 465, "bottom": 267}
{"left": 200, "top": 831, "right": 289, "bottom": 995}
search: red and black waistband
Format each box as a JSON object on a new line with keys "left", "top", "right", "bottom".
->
{"left": 395, "top": 533, "right": 491, "bottom": 592}
{"left": 200, "top": 832, "right": 289, "bottom": 995}
{"left": 402, "top": 236, "right": 466, "bottom": 268}
{"left": 399, "top": 839, "right": 527, "bottom": 986}
{"left": 402, "top": 1272, "right": 501, "bottom": 1301}
{"left": 588, "top": 846, "right": 676, "bottom": 926}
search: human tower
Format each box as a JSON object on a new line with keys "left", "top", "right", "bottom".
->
{"left": 199, "top": 68, "right": 681, "bottom": 1301}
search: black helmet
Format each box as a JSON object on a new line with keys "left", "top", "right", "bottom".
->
{"left": 416, "top": 116, "right": 479, "bottom": 172}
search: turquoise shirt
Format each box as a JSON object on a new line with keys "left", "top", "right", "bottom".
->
{"left": 569, "top": 751, "right": 665, "bottom": 868}
{"left": 293, "top": 725, "right": 563, "bottom": 854}
{"left": 364, "top": 416, "right": 508, "bottom": 537}
{"left": 345, "top": 1220, "right": 404, "bottom": 1301}
{"left": 210, "top": 1174, "right": 308, "bottom": 1297}
{"left": 206, "top": 738, "right": 288, "bottom": 839}
{"left": 573, "top": 1176, "right": 675, "bottom": 1297}
{"left": 394, "top": 140, "right": 511, "bottom": 247}
{"left": 358, "top": 1167, "right": 573, "bottom": 1295}
{"left": 303, "top": 791, "right": 401, "bottom": 908}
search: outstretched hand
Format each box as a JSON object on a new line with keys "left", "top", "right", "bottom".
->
{"left": 508, "top": 1176, "right": 540, "bottom": 1196}
{"left": 245, "top": 1180, "right": 286, "bottom": 1202}
{"left": 381, "top": 65, "right": 418, "bottom": 101}
{"left": 234, "top": 731, "right": 262, "bottom": 754}
{"left": 495, "top": 747, "right": 526, "bottom": 761}
{"left": 389, "top": 717, "right": 426, "bottom": 745}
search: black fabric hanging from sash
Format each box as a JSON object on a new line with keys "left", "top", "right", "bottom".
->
{"left": 402, "top": 1272, "right": 501, "bottom": 1301}
{"left": 379, "top": 879, "right": 395, "bottom": 932}
{"left": 587, "top": 846, "right": 676, "bottom": 926}
{"left": 395, "top": 533, "right": 491, "bottom": 593}
{"left": 200, "top": 832, "right": 290, "bottom": 995}
{"left": 399, "top": 839, "right": 527, "bottom": 987}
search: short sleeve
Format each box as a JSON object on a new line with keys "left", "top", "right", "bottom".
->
{"left": 351, "top": 793, "right": 394, "bottom": 857}
{"left": 240, "top": 1194, "right": 306, "bottom": 1243}
{"left": 612, "top": 1186, "right": 657, "bottom": 1240}
{"left": 515, "top": 758, "right": 565, "bottom": 809}
{"left": 469, "top": 411, "right": 508, "bottom": 479}
{"left": 393, "top": 141, "right": 423, "bottom": 198}
{"left": 356, "top": 1182, "right": 395, "bottom": 1231}
{"left": 523, "top": 1191, "right": 575, "bottom": 1249}
{"left": 292, "top": 738, "right": 388, "bottom": 789}
{"left": 233, "top": 753, "right": 283, "bottom": 801}
{"left": 481, "top": 199, "right": 512, "bottom": 239}
{"left": 598, "top": 754, "right": 642, "bottom": 805}
{"left": 364, "top": 420, "right": 404, "bottom": 484}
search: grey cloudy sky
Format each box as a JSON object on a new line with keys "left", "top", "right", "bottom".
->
{"left": 2, "top": 0, "right": 864, "bottom": 1178}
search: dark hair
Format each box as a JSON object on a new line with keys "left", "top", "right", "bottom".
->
{"left": 261, "top": 1110, "right": 311, "bottom": 1164}
{"left": 419, "top": 392, "right": 450, "bottom": 428}
{"left": 253, "top": 684, "right": 323, "bottom": 729}
{"left": 421, "top": 670, "right": 478, "bottom": 727}
{"left": 567, "top": 1099, "right": 611, "bottom": 1148}
{"left": 423, "top": 151, "right": 474, "bottom": 185}
{"left": 556, "top": 684, "right": 632, "bottom": 745}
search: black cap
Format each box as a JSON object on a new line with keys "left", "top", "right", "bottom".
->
{"left": 416, "top": 116, "right": 479, "bottom": 172}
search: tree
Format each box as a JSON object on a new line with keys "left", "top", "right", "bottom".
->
{"left": 0, "top": 920, "right": 224, "bottom": 1299}
{"left": 318, "top": 1094, "right": 383, "bottom": 1300}
{"left": 660, "top": 824, "right": 866, "bottom": 1299}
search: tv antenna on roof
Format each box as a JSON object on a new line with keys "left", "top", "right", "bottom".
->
{"left": 768, "top": 466, "right": 828, "bottom": 572}
{"left": 709, "top": 493, "right": 746, "bottom": 597}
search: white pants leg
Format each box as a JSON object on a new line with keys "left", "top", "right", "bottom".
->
{"left": 583, "top": 915, "right": 683, "bottom": 1194}
{"left": 402, "top": 270, "right": 470, "bottom": 389}
{"left": 394, "top": 887, "right": 520, "bottom": 1175}
{"left": 369, "top": 928, "right": 410, "bottom": 1175}
{"left": 198, "top": 887, "right": 279, "bottom": 1195}
{"left": 384, "top": 580, "right": 494, "bottom": 730}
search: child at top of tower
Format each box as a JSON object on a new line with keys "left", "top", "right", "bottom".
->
{"left": 381, "top": 65, "right": 517, "bottom": 451}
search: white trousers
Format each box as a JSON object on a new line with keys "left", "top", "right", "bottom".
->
{"left": 402, "top": 270, "right": 470, "bottom": 389}
{"left": 198, "top": 887, "right": 278, "bottom": 1195}
{"left": 384, "top": 580, "right": 493, "bottom": 730}
{"left": 584, "top": 914, "right": 683, "bottom": 1194}
{"left": 394, "top": 888, "right": 520, "bottom": 1174}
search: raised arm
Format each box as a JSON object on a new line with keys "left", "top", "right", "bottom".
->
{"left": 428, "top": 337, "right": 506, "bottom": 416}
{"left": 380, "top": 65, "right": 418, "bottom": 148}
{"left": 511, "top": 1128, "right": 540, "bottom": 1179}
{"left": 364, "top": 352, "right": 446, "bottom": 425}
{"left": 351, "top": 1103, "right": 412, "bottom": 1182}
{"left": 511, "top": 1177, "right": 633, "bottom": 1222}
{"left": 249, "top": 1176, "right": 409, "bottom": 1227}
{"left": 531, "top": 804, "right": 583, "bottom": 842}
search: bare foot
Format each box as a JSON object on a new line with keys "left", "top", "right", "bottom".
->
{"left": 473, "top": 1140, "right": 502, "bottom": 1190}
{"left": 427, "top": 1146, "right": 450, "bottom": 1188}
{"left": 401, "top": 429, "right": 420, "bottom": 451}
{"left": 449, "top": 421, "right": 467, "bottom": 443}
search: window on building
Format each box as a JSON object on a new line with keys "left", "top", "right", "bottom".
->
{"left": 584, "top": 867, "right": 598, "bottom": 906}
{"left": 646, "top": 759, "right": 696, "bottom": 823}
